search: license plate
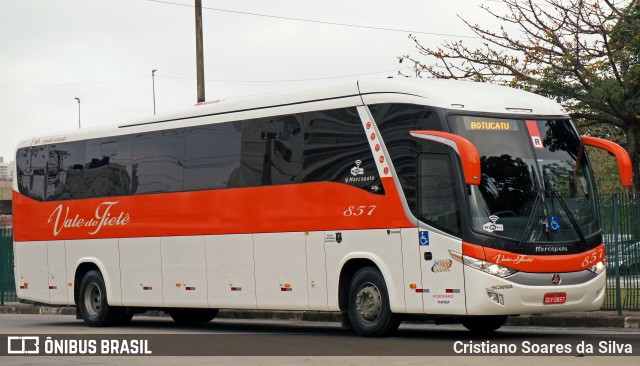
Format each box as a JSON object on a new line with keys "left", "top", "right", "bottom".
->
{"left": 543, "top": 292, "right": 566, "bottom": 304}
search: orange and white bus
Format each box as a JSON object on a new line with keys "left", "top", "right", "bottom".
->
{"left": 13, "top": 79, "right": 632, "bottom": 335}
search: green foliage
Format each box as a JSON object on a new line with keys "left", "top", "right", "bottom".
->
{"left": 401, "top": 0, "right": 640, "bottom": 190}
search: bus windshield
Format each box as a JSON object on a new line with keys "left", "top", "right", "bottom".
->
{"left": 447, "top": 115, "right": 599, "bottom": 245}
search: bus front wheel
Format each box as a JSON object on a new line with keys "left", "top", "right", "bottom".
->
{"left": 347, "top": 267, "right": 400, "bottom": 337}
{"left": 460, "top": 315, "right": 508, "bottom": 333}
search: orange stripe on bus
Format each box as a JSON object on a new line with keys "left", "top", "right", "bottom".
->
{"left": 13, "top": 177, "right": 413, "bottom": 242}
{"left": 463, "top": 242, "right": 605, "bottom": 273}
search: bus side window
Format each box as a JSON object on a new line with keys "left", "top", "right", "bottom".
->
{"left": 370, "top": 103, "right": 445, "bottom": 212}
{"left": 85, "top": 136, "right": 133, "bottom": 198}
{"left": 184, "top": 122, "right": 242, "bottom": 191}
{"left": 46, "top": 141, "right": 86, "bottom": 201}
{"left": 132, "top": 130, "right": 185, "bottom": 194}
{"left": 238, "top": 114, "right": 303, "bottom": 187}
{"left": 29, "top": 145, "right": 48, "bottom": 202}
{"left": 417, "top": 152, "right": 461, "bottom": 236}
{"left": 15, "top": 147, "right": 32, "bottom": 199}
{"left": 302, "top": 107, "right": 382, "bottom": 193}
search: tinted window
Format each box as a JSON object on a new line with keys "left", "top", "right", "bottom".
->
{"left": 418, "top": 153, "right": 461, "bottom": 235}
{"left": 132, "top": 129, "right": 185, "bottom": 194}
{"left": 184, "top": 121, "right": 242, "bottom": 190}
{"left": 29, "top": 145, "right": 48, "bottom": 201}
{"left": 238, "top": 115, "right": 303, "bottom": 187}
{"left": 15, "top": 148, "right": 31, "bottom": 198}
{"left": 46, "top": 141, "right": 86, "bottom": 200}
{"left": 86, "top": 135, "right": 133, "bottom": 197}
{"left": 302, "top": 108, "right": 381, "bottom": 194}
{"left": 370, "top": 103, "right": 445, "bottom": 211}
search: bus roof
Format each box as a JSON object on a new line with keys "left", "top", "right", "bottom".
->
{"left": 16, "top": 78, "right": 568, "bottom": 150}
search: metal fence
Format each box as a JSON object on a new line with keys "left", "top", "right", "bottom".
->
{"left": 0, "top": 227, "right": 16, "bottom": 305}
{"left": 0, "top": 196, "right": 639, "bottom": 310}
{"left": 599, "top": 193, "right": 640, "bottom": 311}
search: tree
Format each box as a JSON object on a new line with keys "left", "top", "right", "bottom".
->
{"left": 399, "top": 0, "right": 640, "bottom": 191}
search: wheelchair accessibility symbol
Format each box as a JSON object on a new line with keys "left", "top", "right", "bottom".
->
{"left": 419, "top": 231, "right": 429, "bottom": 246}
{"left": 549, "top": 216, "right": 561, "bottom": 232}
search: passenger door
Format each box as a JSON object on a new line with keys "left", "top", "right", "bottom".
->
{"left": 417, "top": 153, "right": 466, "bottom": 315}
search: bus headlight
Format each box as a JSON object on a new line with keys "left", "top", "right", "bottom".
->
{"left": 588, "top": 260, "right": 606, "bottom": 275}
{"left": 450, "top": 250, "right": 517, "bottom": 278}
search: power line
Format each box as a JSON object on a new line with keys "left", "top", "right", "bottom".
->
{"left": 0, "top": 67, "right": 408, "bottom": 89}
{"left": 0, "top": 103, "right": 72, "bottom": 119}
{"left": 0, "top": 76, "right": 147, "bottom": 88}
{"left": 158, "top": 67, "right": 409, "bottom": 83}
{"left": 144, "top": 0, "right": 481, "bottom": 39}
{"left": 84, "top": 103, "right": 151, "bottom": 114}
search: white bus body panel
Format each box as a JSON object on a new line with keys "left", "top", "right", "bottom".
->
{"left": 305, "top": 231, "right": 329, "bottom": 311}
{"left": 419, "top": 232, "right": 466, "bottom": 315}
{"left": 161, "top": 236, "right": 208, "bottom": 308}
{"left": 66, "top": 238, "right": 121, "bottom": 306}
{"left": 47, "top": 241, "right": 68, "bottom": 305}
{"left": 253, "top": 232, "right": 309, "bottom": 310}
{"left": 206, "top": 234, "right": 257, "bottom": 309}
{"left": 464, "top": 269, "right": 606, "bottom": 315}
{"left": 119, "top": 237, "right": 163, "bottom": 307}
{"left": 14, "top": 241, "right": 49, "bottom": 303}
{"left": 325, "top": 229, "right": 404, "bottom": 313}
{"left": 400, "top": 228, "right": 423, "bottom": 313}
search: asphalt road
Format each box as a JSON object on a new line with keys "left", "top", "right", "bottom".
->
{"left": 0, "top": 314, "right": 639, "bottom": 365}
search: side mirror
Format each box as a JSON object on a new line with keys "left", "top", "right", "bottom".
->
{"left": 410, "top": 130, "right": 481, "bottom": 185}
{"left": 581, "top": 136, "right": 633, "bottom": 187}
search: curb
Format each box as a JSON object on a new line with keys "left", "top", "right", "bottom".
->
{"left": 1, "top": 304, "right": 638, "bottom": 329}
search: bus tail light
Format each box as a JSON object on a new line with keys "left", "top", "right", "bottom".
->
{"left": 450, "top": 250, "right": 517, "bottom": 278}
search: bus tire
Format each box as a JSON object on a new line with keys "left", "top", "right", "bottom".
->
{"left": 460, "top": 315, "right": 507, "bottom": 333}
{"left": 168, "top": 309, "right": 219, "bottom": 324}
{"left": 78, "top": 270, "right": 122, "bottom": 327}
{"left": 347, "top": 267, "right": 400, "bottom": 337}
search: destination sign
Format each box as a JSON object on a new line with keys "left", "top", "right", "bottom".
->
{"left": 465, "top": 120, "right": 518, "bottom": 131}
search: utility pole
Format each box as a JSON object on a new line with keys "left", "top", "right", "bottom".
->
{"left": 195, "top": 0, "right": 205, "bottom": 103}
{"left": 152, "top": 69, "right": 157, "bottom": 115}
{"left": 74, "top": 97, "right": 81, "bottom": 128}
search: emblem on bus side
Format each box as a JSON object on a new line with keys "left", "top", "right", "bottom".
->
{"left": 47, "top": 201, "right": 131, "bottom": 237}
{"left": 431, "top": 259, "right": 452, "bottom": 273}
{"left": 419, "top": 230, "right": 429, "bottom": 246}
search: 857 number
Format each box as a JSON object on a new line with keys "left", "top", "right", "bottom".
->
{"left": 343, "top": 205, "right": 377, "bottom": 217}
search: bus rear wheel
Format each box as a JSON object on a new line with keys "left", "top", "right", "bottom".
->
{"left": 78, "top": 270, "right": 124, "bottom": 327}
{"left": 460, "top": 315, "right": 507, "bottom": 333}
{"left": 168, "top": 309, "right": 219, "bottom": 324}
{"left": 347, "top": 267, "right": 400, "bottom": 337}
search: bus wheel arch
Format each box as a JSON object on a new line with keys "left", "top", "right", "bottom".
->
{"left": 338, "top": 259, "right": 400, "bottom": 336}
{"left": 75, "top": 265, "right": 127, "bottom": 327}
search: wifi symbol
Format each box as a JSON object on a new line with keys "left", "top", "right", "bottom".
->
{"left": 489, "top": 215, "right": 499, "bottom": 223}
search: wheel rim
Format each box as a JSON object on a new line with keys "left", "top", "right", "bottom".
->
{"left": 355, "top": 282, "right": 382, "bottom": 322}
{"left": 83, "top": 282, "right": 102, "bottom": 317}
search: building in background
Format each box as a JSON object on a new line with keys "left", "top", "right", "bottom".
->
{"left": 0, "top": 157, "right": 13, "bottom": 181}
{"left": 0, "top": 157, "right": 12, "bottom": 217}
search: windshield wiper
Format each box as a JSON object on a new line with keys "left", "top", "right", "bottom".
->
{"left": 517, "top": 167, "right": 544, "bottom": 252}
{"left": 543, "top": 167, "right": 587, "bottom": 250}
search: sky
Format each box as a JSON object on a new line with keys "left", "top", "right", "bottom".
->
{"left": 0, "top": 0, "right": 506, "bottom": 163}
